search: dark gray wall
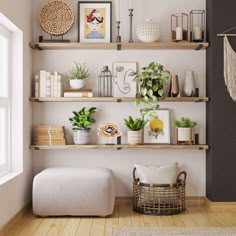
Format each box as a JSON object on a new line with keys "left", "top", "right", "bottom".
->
{"left": 207, "top": 0, "right": 236, "bottom": 201}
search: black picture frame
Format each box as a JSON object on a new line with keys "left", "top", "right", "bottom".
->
{"left": 78, "top": 1, "right": 112, "bottom": 43}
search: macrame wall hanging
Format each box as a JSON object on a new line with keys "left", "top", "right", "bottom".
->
{"left": 218, "top": 26, "right": 236, "bottom": 101}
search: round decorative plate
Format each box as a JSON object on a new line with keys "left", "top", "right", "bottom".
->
{"left": 39, "top": 0, "right": 75, "bottom": 36}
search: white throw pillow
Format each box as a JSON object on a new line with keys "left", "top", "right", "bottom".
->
{"left": 134, "top": 162, "right": 178, "bottom": 185}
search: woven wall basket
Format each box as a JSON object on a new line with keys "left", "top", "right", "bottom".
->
{"left": 39, "top": 0, "right": 75, "bottom": 36}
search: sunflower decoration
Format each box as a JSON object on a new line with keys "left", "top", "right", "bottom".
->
{"left": 148, "top": 112, "right": 164, "bottom": 139}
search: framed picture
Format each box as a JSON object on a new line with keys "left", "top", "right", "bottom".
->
{"left": 78, "top": 1, "right": 112, "bottom": 43}
{"left": 112, "top": 62, "right": 138, "bottom": 97}
{"left": 143, "top": 109, "right": 171, "bottom": 144}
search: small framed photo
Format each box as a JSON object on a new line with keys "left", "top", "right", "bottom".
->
{"left": 143, "top": 109, "right": 171, "bottom": 144}
{"left": 78, "top": 1, "right": 112, "bottom": 43}
{"left": 112, "top": 62, "right": 138, "bottom": 97}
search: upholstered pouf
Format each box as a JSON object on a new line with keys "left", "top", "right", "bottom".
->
{"left": 33, "top": 168, "right": 115, "bottom": 217}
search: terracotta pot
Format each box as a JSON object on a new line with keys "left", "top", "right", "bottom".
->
{"left": 127, "top": 130, "right": 143, "bottom": 145}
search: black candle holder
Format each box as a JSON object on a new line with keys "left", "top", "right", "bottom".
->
{"left": 128, "top": 9, "right": 134, "bottom": 43}
{"left": 116, "top": 21, "right": 121, "bottom": 43}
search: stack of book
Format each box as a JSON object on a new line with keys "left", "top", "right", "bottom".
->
{"left": 64, "top": 89, "right": 93, "bottom": 98}
{"left": 34, "top": 70, "right": 62, "bottom": 98}
{"left": 33, "top": 126, "right": 66, "bottom": 146}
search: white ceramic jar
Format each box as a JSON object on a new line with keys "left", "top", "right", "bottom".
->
{"left": 136, "top": 19, "right": 161, "bottom": 43}
{"left": 127, "top": 130, "right": 142, "bottom": 145}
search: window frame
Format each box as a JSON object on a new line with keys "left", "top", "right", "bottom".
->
{"left": 0, "top": 24, "right": 11, "bottom": 178}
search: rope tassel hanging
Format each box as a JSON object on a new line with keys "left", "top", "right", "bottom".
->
{"left": 224, "top": 36, "right": 236, "bottom": 101}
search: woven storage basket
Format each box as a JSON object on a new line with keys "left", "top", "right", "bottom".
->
{"left": 133, "top": 168, "right": 186, "bottom": 215}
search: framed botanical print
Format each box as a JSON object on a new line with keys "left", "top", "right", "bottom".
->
{"left": 112, "top": 62, "right": 138, "bottom": 97}
{"left": 143, "top": 109, "right": 171, "bottom": 144}
{"left": 78, "top": 1, "right": 112, "bottom": 43}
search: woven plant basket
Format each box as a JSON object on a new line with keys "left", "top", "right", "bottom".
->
{"left": 39, "top": 0, "right": 75, "bottom": 36}
{"left": 133, "top": 168, "right": 187, "bottom": 215}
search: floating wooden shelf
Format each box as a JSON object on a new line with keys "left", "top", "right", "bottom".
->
{"left": 30, "top": 144, "right": 209, "bottom": 150}
{"left": 29, "top": 97, "right": 209, "bottom": 103}
{"left": 29, "top": 42, "right": 209, "bottom": 51}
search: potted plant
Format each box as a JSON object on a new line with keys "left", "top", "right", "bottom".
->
{"left": 173, "top": 117, "right": 197, "bottom": 145}
{"left": 67, "top": 62, "right": 89, "bottom": 89}
{"left": 133, "top": 61, "right": 171, "bottom": 108}
{"left": 69, "top": 107, "right": 96, "bottom": 144}
{"left": 124, "top": 116, "right": 147, "bottom": 145}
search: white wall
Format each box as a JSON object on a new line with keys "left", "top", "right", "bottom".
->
{"left": 0, "top": 0, "right": 33, "bottom": 228}
{"left": 32, "top": 0, "right": 206, "bottom": 196}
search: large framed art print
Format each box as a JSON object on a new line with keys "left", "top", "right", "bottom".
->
{"left": 78, "top": 1, "right": 112, "bottom": 43}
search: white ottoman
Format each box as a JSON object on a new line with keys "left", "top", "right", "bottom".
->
{"left": 33, "top": 168, "right": 115, "bottom": 216}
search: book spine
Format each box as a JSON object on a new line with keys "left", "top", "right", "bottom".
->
{"left": 34, "top": 75, "right": 39, "bottom": 97}
{"left": 57, "top": 75, "right": 62, "bottom": 97}
{"left": 64, "top": 92, "right": 93, "bottom": 98}
{"left": 54, "top": 72, "right": 58, "bottom": 97}
{"left": 39, "top": 70, "right": 46, "bottom": 97}
{"left": 46, "top": 72, "right": 51, "bottom": 97}
{"left": 50, "top": 75, "right": 54, "bottom": 97}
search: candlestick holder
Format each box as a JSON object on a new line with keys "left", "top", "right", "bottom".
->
{"left": 116, "top": 21, "right": 121, "bottom": 43}
{"left": 128, "top": 9, "right": 134, "bottom": 43}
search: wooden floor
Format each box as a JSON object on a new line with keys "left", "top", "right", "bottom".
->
{"left": 1, "top": 198, "right": 236, "bottom": 236}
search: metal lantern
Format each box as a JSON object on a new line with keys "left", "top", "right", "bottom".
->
{"left": 190, "top": 10, "right": 206, "bottom": 42}
{"left": 98, "top": 66, "right": 113, "bottom": 97}
{"left": 171, "top": 13, "right": 188, "bottom": 41}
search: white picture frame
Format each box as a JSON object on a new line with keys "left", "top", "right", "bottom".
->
{"left": 112, "top": 62, "right": 138, "bottom": 97}
{"left": 143, "top": 109, "right": 171, "bottom": 144}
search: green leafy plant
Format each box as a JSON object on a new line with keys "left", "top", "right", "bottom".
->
{"left": 124, "top": 116, "right": 147, "bottom": 131}
{"left": 67, "top": 62, "right": 89, "bottom": 80}
{"left": 173, "top": 117, "right": 197, "bottom": 128}
{"left": 133, "top": 61, "right": 170, "bottom": 106}
{"left": 69, "top": 107, "right": 97, "bottom": 131}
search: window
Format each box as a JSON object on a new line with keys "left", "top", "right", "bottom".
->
{"left": 0, "top": 24, "right": 11, "bottom": 177}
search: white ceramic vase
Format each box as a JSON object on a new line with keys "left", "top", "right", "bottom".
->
{"left": 184, "top": 71, "right": 196, "bottom": 97}
{"left": 70, "top": 79, "right": 85, "bottom": 89}
{"left": 136, "top": 19, "right": 161, "bottom": 43}
{"left": 127, "top": 130, "right": 143, "bottom": 145}
{"left": 73, "top": 130, "right": 90, "bottom": 145}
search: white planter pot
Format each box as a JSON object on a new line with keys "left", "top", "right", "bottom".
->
{"left": 70, "top": 80, "right": 85, "bottom": 89}
{"left": 73, "top": 130, "right": 90, "bottom": 145}
{"left": 127, "top": 130, "right": 143, "bottom": 145}
{"left": 177, "top": 128, "right": 193, "bottom": 144}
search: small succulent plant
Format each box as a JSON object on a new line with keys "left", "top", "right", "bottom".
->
{"left": 67, "top": 62, "right": 89, "bottom": 80}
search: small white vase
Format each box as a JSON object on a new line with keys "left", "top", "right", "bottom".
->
{"left": 184, "top": 71, "right": 196, "bottom": 97}
{"left": 73, "top": 130, "right": 90, "bottom": 145}
{"left": 70, "top": 80, "right": 85, "bottom": 89}
{"left": 177, "top": 128, "right": 193, "bottom": 144}
{"left": 127, "top": 130, "right": 143, "bottom": 145}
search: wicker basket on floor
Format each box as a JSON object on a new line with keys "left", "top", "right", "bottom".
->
{"left": 133, "top": 168, "right": 187, "bottom": 215}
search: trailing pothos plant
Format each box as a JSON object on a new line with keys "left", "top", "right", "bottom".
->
{"left": 124, "top": 116, "right": 147, "bottom": 131}
{"left": 133, "top": 61, "right": 171, "bottom": 108}
{"left": 69, "top": 107, "right": 97, "bottom": 131}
